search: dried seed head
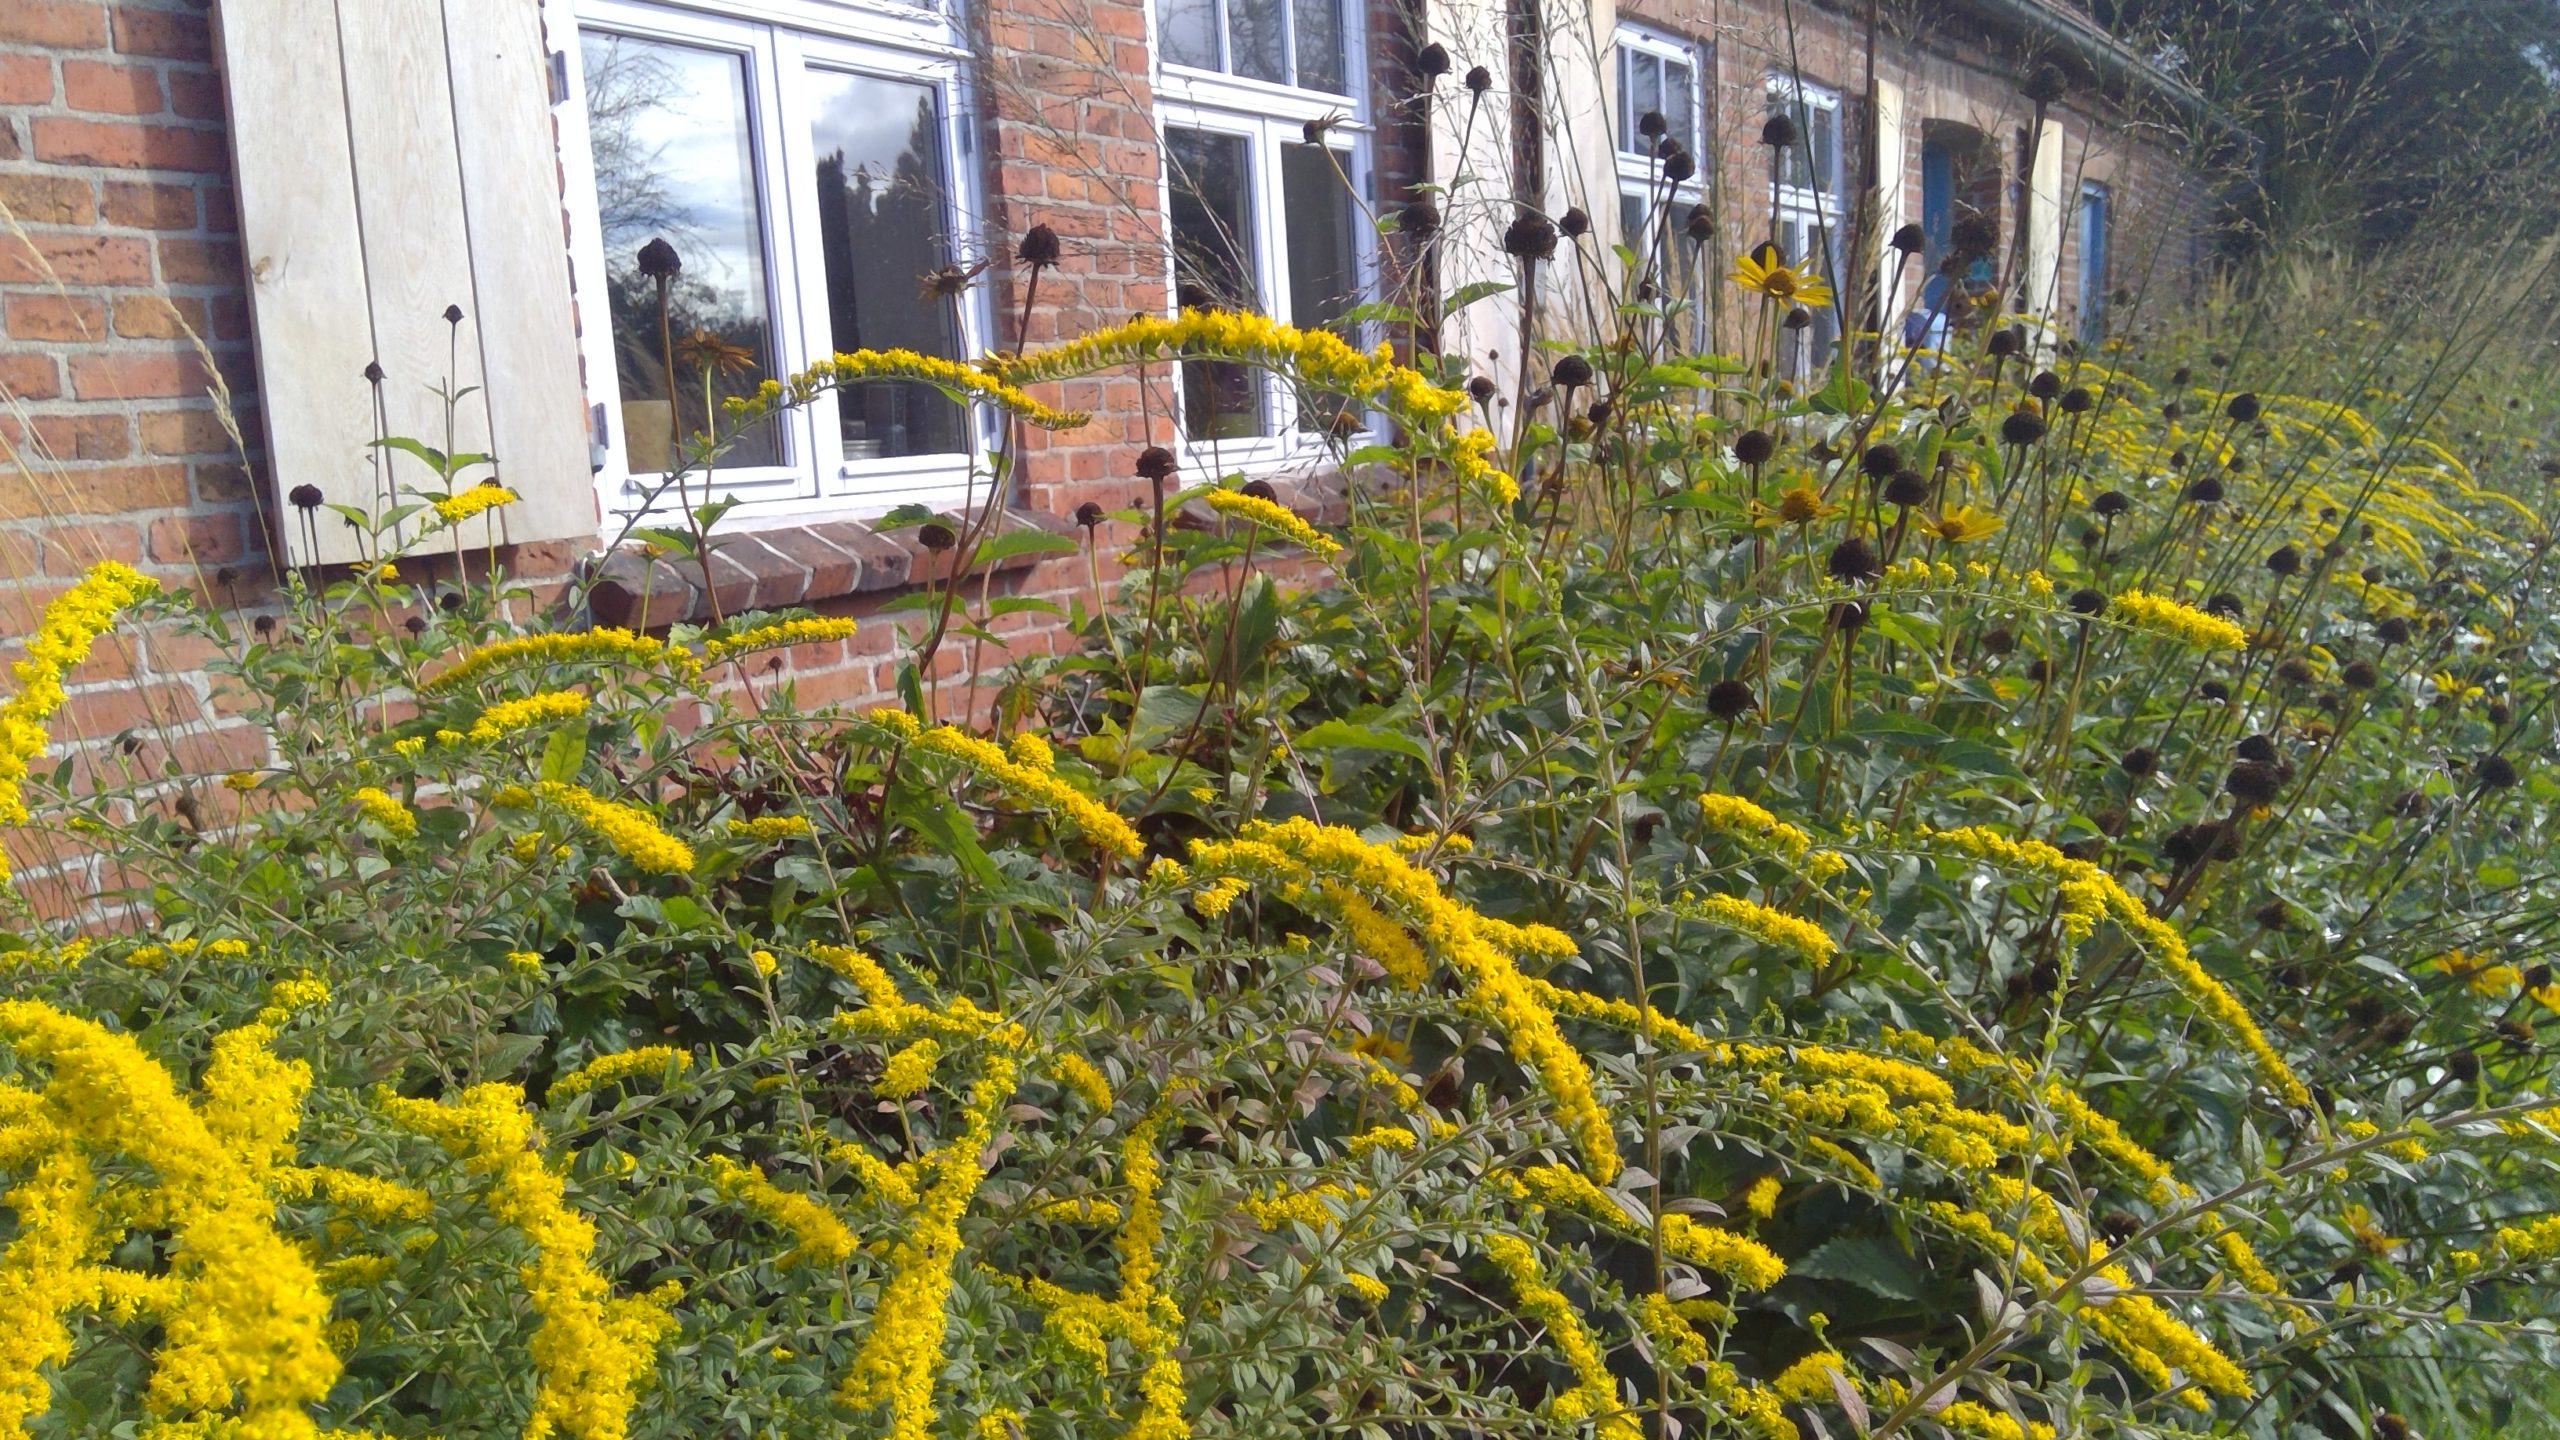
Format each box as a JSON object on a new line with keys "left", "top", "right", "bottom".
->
{"left": 1889, "top": 222, "right": 1926, "bottom": 254}
{"left": 2093, "top": 489, "right": 2130, "bottom": 517}
{"left": 1706, "top": 678, "right": 1757, "bottom": 721}
{"left": 917, "top": 522, "right": 957, "bottom": 553}
{"left": 1827, "top": 536, "right": 1880, "bottom": 583}
{"left": 1732, "top": 429, "right": 1776, "bottom": 466}
{"left": 1684, "top": 205, "right": 1714, "bottom": 246}
{"left": 1135, "top": 446, "right": 1178, "bottom": 481}
{"left": 2185, "top": 475, "right": 2225, "bottom": 504}
{"left": 1551, "top": 354, "right": 1593, "bottom": 388}
{"left": 2029, "top": 370, "right": 2063, "bottom": 400}
{"left": 1861, "top": 443, "right": 1902, "bottom": 479}
{"left": 1074, "top": 501, "right": 1106, "bottom": 528}
{"left": 1016, "top": 223, "right": 1062, "bottom": 268}
{"left": 2000, "top": 408, "right": 2048, "bottom": 446}
{"left": 2477, "top": 753, "right": 2521, "bottom": 790}
{"left": 1502, "top": 212, "right": 1558, "bottom": 261}
{"left": 1760, "top": 112, "right": 1798, "bottom": 148}
{"left": 1418, "top": 42, "right": 1451, "bottom": 77}
{"left": 2226, "top": 391, "right": 2262, "bottom": 422}
{"left": 1466, "top": 64, "right": 1493, "bottom": 93}
{"left": 1559, "top": 206, "right": 1589, "bottom": 239}
{"left": 636, "top": 236, "right": 683, "bottom": 277}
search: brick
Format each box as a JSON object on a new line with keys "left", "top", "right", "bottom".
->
{"left": 0, "top": 354, "right": 61, "bottom": 402}
{"left": 63, "top": 59, "right": 164, "bottom": 115}
{"left": 31, "top": 116, "right": 228, "bottom": 172}
{"left": 69, "top": 348, "right": 212, "bottom": 401}
{"left": 137, "top": 406, "right": 232, "bottom": 456}
{"left": 2, "top": 411, "right": 131, "bottom": 462}
{"left": 111, "top": 293, "right": 202, "bottom": 339}
{"left": 39, "top": 522, "right": 142, "bottom": 575}
{"left": 0, "top": 54, "right": 54, "bottom": 106}
{"left": 166, "top": 66, "right": 223, "bottom": 121}
{"left": 59, "top": 680, "right": 202, "bottom": 739}
{"left": 157, "top": 235, "right": 238, "bottom": 285}
{"left": 0, "top": 460, "right": 185, "bottom": 519}
{"left": 0, "top": 1, "right": 108, "bottom": 48}
{"left": 0, "top": 173, "right": 97, "bottom": 226}
{"left": 148, "top": 510, "right": 244, "bottom": 563}
{"left": 190, "top": 460, "right": 251, "bottom": 502}
{"left": 0, "top": 122, "right": 20, "bottom": 162}
{"left": 0, "top": 229, "right": 152, "bottom": 285}
{"left": 99, "top": 179, "right": 194, "bottom": 229}
{"left": 110, "top": 5, "right": 212, "bottom": 61}
{"left": 4, "top": 293, "right": 106, "bottom": 343}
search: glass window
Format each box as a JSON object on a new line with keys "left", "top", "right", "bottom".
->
{"left": 808, "top": 68, "right": 965, "bottom": 459}
{"left": 567, "top": 2, "right": 989, "bottom": 520}
{"left": 2079, "top": 181, "right": 2112, "bottom": 340}
{"left": 1168, "top": 127, "right": 1263, "bottom": 440}
{"left": 1282, "top": 141, "right": 1358, "bottom": 430}
{"left": 1626, "top": 53, "right": 1662, "bottom": 150}
{"left": 582, "top": 30, "right": 781, "bottom": 472}
{"left": 1160, "top": 0, "right": 1221, "bottom": 75}
{"left": 1159, "top": 0, "right": 1350, "bottom": 93}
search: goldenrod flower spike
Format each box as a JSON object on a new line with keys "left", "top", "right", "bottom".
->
{"left": 0, "top": 1001, "right": 341, "bottom": 1439}
{"left": 430, "top": 484, "right": 519, "bottom": 525}
{"left": 990, "top": 310, "right": 1465, "bottom": 428}
{"left": 2110, "top": 588, "right": 2250, "bottom": 650}
{"left": 0, "top": 561, "right": 156, "bottom": 842}
{"left": 702, "top": 615, "right": 858, "bottom": 665}
{"left": 1203, "top": 487, "right": 1343, "bottom": 558}
{"left": 382, "top": 1084, "right": 679, "bottom": 1440}
{"left": 866, "top": 710, "right": 1142, "bottom": 858}
{"left": 726, "top": 348, "right": 1088, "bottom": 431}
{"left": 534, "top": 781, "right": 697, "bottom": 875}
{"left": 425, "top": 628, "right": 697, "bottom": 693}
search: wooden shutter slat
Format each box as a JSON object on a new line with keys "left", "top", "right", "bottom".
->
{"left": 213, "top": 0, "right": 381, "bottom": 566}
{"left": 216, "top": 0, "right": 594, "bottom": 566}
{"left": 445, "top": 0, "right": 594, "bottom": 549}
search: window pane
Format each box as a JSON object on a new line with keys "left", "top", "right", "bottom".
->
{"left": 1229, "top": 0, "right": 1286, "bottom": 83}
{"left": 582, "top": 29, "right": 780, "bottom": 471}
{"left": 1665, "top": 58, "right": 1696, "bottom": 155}
{"left": 1167, "top": 128, "right": 1263, "bottom": 440}
{"left": 1812, "top": 106, "right": 1838, "bottom": 193}
{"left": 1158, "top": 0, "right": 1219, "bottom": 70}
{"left": 1293, "top": 0, "right": 1346, "bottom": 92}
{"left": 1282, "top": 142, "right": 1359, "bottom": 432}
{"left": 1629, "top": 55, "right": 1663, "bottom": 151}
{"left": 808, "top": 69, "right": 966, "bottom": 460}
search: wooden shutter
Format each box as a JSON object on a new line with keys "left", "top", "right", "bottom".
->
{"left": 2024, "top": 115, "right": 2068, "bottom": 325}
{"left": 213, "top": 0, "right": 593, "bottom": 566}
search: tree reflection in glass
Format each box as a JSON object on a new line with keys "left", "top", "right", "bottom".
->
{"left": 1167, "top": 127, "right": 1263, "bottom": 441}
{"left": 582, "top": 30, "right": 781, "bottom": 472}
{"left": 808, "top": 71, "right": 967, "bottom": 462}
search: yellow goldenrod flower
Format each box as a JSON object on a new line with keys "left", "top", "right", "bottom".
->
{"left": 1182, "top": 817, "right": 1622, "bottom": 1180}
{"left": 424, "top": 628, "right": 697, "bottom": 693}
{"left": 1344, "top": 1272, "right": 1390, "bottom": 1306}
{"left": 702, "top": 615, "right": 859, "bottom": 665}
{"left": 727, "top": 348, "right": 1088, "bottom": 432}
{"left": 1697, "top": 793, "right": 1815, "bottom": 859}
{"left": 549, "top": 1045, "right": 691, "bottom": 1101}
{"left": 1730, "top": 247, "right": 1834, "bottom": 308}
{"left": 1679, "top": 892, "right": 1836, "bottom": 965}
{"left": 383, "top": 1083, "right": 679, "bottom": 1440}
{"left": 726, "top": 814, "right": 815, "bottom": 844}
{"left": 1484, "top": 1233, "right": 1637, "bottom": 1439}
{"left": 880, "top": 1038, "right": 943, "bottom": 1097}
{"left": 1768, "top": 1350, "right": 1855, "bottom": 1403}
{"left": 351, "top": 785, "right": 418, "bottom": 840}
{"left": 989, "top": 309, "right": 1464, "bottom": 429}
{"left": 2111, "top": 588, "right": 2249, "bottom": 650}
{"left": 1743, "top": 1174, "right": 1782, "bottom": 1219}
{"left": 431, "top": 483, "right": 520, "bottom": 525}
{"left": 1344, "top": 1125, "right": 1419, "bottom": 1158}
{"left": 1512, "top": 1163, "right": 1786, "bottom": 1290}
{"left": 0, "top": 561, "right": 156, "bottom": 838}
{"left": 870, "top": 712, "right": 1142, "bottom": 858}
{"left": 748, "top": 948, "right": 778, "bottom": 977}
{"left": 0, "top": 1001, "right": 341, "bottom": 1435}
{"left": 535, "top": 781, "right": 696, "bottom": 875}
{"left": 505, "top": 950, "right": 544, "bottom": 975}
{"left": 1204, "top": 487, "right": 1343, "bottom": 558}
{"left": 1049, "top": 1053, "right": 1114, "bottom": 1111}
{"left": 707, "top": 1156, "right": 856, "bottom": 1267}
{"left": 467, "top": 690, "right": 589, "bottom": 743}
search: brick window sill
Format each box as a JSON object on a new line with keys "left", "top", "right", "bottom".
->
{"left": 582, "top": 472, "right": 1352, "bottom": 630}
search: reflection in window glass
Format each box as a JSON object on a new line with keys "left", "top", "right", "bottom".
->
{"left": 1158, "top": 0, "right": 1219, "bottom": 71}
{"left": 1168, "top": 128, "right": 1264, "bottom": 440}
{"left": 1281, "top": 142, "right": 1358, "bottom": 431}
{"left": 1228, "top": 0, "right": 1286, "bottom": 83}
{"left": 1626, "top": 53, "right": 1661, "bottom": 151}
{"left": 1292, "top": 0, "right": 1347, "bottom": 92}
{"left": 808, "top": 69, "right": 965, "bottom": 460}
{"left": 1664, "top": 59, "right": 1695, "bottom": 153}
{"left": 582, "top": 29, "right": 780, "bottom": 471}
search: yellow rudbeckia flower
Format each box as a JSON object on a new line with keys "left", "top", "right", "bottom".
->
{"left": 1730, "top": 246, "right": 1834, "bottom": 308}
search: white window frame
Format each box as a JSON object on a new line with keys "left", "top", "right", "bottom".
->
{"left": 1613, "top": 24, "right": 1707, "bottom": 348}
{"left": 555, "top": 0, "right": 994, "bottom": 531}
{"left": 1155, "top": 0, "right": 1378, "bottom": 476}
{"left": 2077, "top": 179, "right": 2111, "bottom": 341}
{"left": 1765, "top": 73, "right": 1844, "bottom": 377}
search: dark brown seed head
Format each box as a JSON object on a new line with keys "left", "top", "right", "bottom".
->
{"left": 1827, "top": 537, "right": 1880, "bottom": 583}
{"left": 1466, "top": 64, "right": 1493, "bottom": 93}
{"left": 1550, "top": 354, "right": 1593, "bottom": 389}
{"left": 1418, "top": 42, "right": 1450, "bottom": 77}
{"left": 1732, "top": 429, "right": 1775, "bottom": 466}
{"left": 1760, "top": 112, "right": 1798, "bottom": 148}
{"left": 636, "top": 236, "right": 682, "bottom": 277}
{"left": 1467, "top": 375, "right": 1497, "bottom": 404}
{"left": 2266, "top": 544, "right": 2302, "bottom": 576}
{"left": 1135, "top": 446, "right": 1178, "bottom": 481}
{"left": 1889, "top": 222, "right": 1926, "bottom": 254}
{"left": 1016, "top": 223, "right": 1062, "bottom": 268}
{"left": 2376, "top": 616, "right": 2412, "bottom": 645}
{"left": 1979, "top": 627, "right": 2015, "bottom": 656}
{"left": 1558, "top": 206, "right": 1589, "bottom": 239}
{"left": 917, "top": 522, "right": 956, "bottom": 553}
{"left": 1502, "top": 212, "right": 1558, "bottom": 261}
{"left": 1684, "top": 205, "right": 1714, "bottom": 246}
{"left": 2000, "top": 408, "right": 2047, "bottom": 446}
{"left": 1706, "top": 679, "right": 1757, "bottom": 722}
{"left": 2342, "top": 659, "right": 2379, "bottom": 689}
{"left": 2185, "top": 475, "right": 2225, "bottom": 504}
{"left": 2068, "top": 588, "right": 2106, "bottom": 616}
{"left": 2477, "top": 753, "right": 2521, "bottom": 790}
{"left": 2225, "top": 761, "right": 2285, "bottom": 806}
{"left": 1074, "top": 501, "right": 1106, "bottom": 529}
{"left": 1861, "top": 444, "right": 1902, "bottom": 479}
{"left": 2093, "top": 489, "right": 2130, "bottom": 517}
{"left": 2226, "top": 391, "right": 2262, "bottom": 423}
{"left": 2029, "top": 370, "right": 2063, "bottom": 400}
{"left": 2120, "top": 746, "right": 2159, "bottom": 778}
{"left": 1883, "top": 470, "right": 1931, "bottom": 507}
{"left": 2060, "top": 387, "right": 2094, "bottom": 413}
{"left": 1400, "top": 199, "right": 1441, "bottom": 240}
{"left": 288, "top": 483, "right": 324, "bottom": 510}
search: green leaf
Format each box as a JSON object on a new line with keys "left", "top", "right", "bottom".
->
{"left": 1294, "top": 718, "right": 1431, "bottom": 764}
{"left": 1792, "top": 1234, "right": 1927, "bottom": 1301}
{"left": 538, "top": 721, "right": 589, "bottom": 784}
{"left": 973, "top": 528, "right": 1080, "bottom": 565}
{"left": 1444, "top": 279, "right": 1512, "bottom": 313}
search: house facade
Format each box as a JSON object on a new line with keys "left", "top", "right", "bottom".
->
{"left": 0, "top": 0, "right": 2216, "bottom": 883}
